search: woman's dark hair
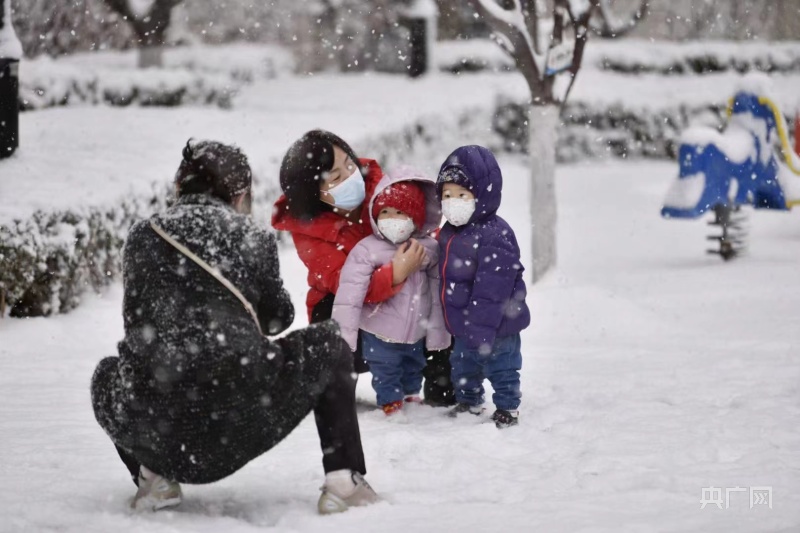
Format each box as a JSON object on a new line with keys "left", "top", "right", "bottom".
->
{"left": 175, "top": 139, "right": 252, "bottom": 203}
{"left": 278, "top": 129, "right": 361, "bottom": 220}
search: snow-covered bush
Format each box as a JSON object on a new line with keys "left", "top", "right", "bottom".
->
{"left": 0, "top": 188, "right": 164, "bottom": 317}
{"left": 588, "top": 41, "right": 800, "bottom": 75}
{"left": 359, "top": 106, "right": 501, "bottom": 171}
{"left": 19, "top": 59, "right": 237, "bottom": 110}
{"left": 492, "top": 96, "right": 796, "bottom": 162}
{"left": 60, "top": 43, "right": 295, "bottom": 82}
{"left": 0, "top": 176, "right": 287, "bottom": 317}
{"left": 438, "top": 39, "right": 800, "bottom": 75}
{"left": 17, "top": 44, "right": 293, "bottom": 111}
{"left": 437, "top": 39, "right": 514, "bottom": 74}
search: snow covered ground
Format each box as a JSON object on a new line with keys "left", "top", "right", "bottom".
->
{"left": 2, "top": 157, "right": 799, "bottom": 532}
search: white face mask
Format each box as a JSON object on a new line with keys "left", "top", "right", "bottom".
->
{"left": 377, "top": 217, "right": 415, "bottom": 244}
{"left": 441, "top": 198, "right": 476, "bottom": 226}
{"left": 325, "top": 168, "right": 365, "bottom": 211}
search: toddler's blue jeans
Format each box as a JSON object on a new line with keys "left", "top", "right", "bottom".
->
{"left": 361, "top": 331, "right": 426, "bottom": 406}
{"left": 450, "top": 334, "right": 522, "bottom": 411}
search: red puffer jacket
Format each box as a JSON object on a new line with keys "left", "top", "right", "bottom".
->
{"left": 272, "top": 159, "right": 401, "bottom": 320}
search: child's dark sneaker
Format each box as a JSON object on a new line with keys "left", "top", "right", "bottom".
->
{"left": 447, "top": 403, "right": 485, "bottom": 418}
{"left": 491, "top": 409, "right": 519, "bottom": 428}
{"left": 382, "top": 400, "right": 404, "bottom": 416}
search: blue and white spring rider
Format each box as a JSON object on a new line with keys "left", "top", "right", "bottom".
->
{"left": 661, "top": 83, "right": 800, "bottom": 259}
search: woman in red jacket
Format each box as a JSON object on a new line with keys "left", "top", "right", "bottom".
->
{"left": 273, "top": 130, "right": 454, "bottom": 405}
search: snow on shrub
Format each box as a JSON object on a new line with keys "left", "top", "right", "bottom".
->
{"left": 19, "top": 58, "right": 237, "bottom": 110}
{"left": 0, "top": 177, "right": 286, "bottom": 317}
{"left": 0, "top": 188, "right": 164, "bottom": 317}
{"left": 438, "top": 39, "right": 800, "bottom": 75}
{"left": 492, "top": 96, "right": 796, "bottom": 162}
{"left": 61, "top": 43, "right": 295, "bottom": 83}
{"left": 17, "top": 44, "right": 294, "bottom": 111}
{"left": 586, "top": 40, "right": 800, "bottom": 75}
{"left": 437, "top": 40, "right": 514, "bottom": 74}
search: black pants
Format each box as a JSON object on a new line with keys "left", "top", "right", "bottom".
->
{"left": 312, "top": 293, "right": 456, "bottom": 406}
{"left": 116, "top": 329, "right": 366, "bottom": 485}
{"left": 311, "top": 293, "right": 370, "bottom": 373}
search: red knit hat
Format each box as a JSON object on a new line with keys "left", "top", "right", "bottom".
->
{"left": 372, "top": 181, "right": 426, "bottom": 230}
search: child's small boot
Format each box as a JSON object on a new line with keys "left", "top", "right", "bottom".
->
{"left": 491, "top": 409, "right": 519, "bottom": 428}
{"left": 382, "top": 400, "right": 409, "bottom": 423}
{"left": 131, "top": 466, "right": 182, "bottom": 511}
{"left": 448, "top": 403, "right": 485, "bottom": 418}
{"left": 382, "top": 400, "right": 404, "bottom": 416}
{"left": 318, "top": 470, "right": 380, "bottom": 514}
{"left": 404, "top": 395, "right": 423, "bottom": 404}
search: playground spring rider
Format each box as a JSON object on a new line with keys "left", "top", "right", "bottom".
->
{"left": 661, "top": 87, "right": 800, "bottom": 260}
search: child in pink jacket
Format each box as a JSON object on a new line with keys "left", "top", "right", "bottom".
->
{"left": 332, "top": 168, "right": 450, "bottom": 418}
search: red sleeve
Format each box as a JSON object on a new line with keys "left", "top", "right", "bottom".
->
{"left": 365, "top": 263, "right": 404, "bottom": 304}
{"left": 292, "top": 232, "right": 402, "bottom": 304}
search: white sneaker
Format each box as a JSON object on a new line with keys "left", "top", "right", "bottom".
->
{"left": 131, "top": 466, "right": 182, "bottom": 511}
{"left": 317, "top": 470, "right": 380, "bottom": 515}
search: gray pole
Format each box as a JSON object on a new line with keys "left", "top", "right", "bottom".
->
{"left": 0, "top": 0, "right": 21, "bottom": 159}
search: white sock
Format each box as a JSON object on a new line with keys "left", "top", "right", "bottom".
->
{"left": 325, "top": 470, "right": 355, "bottom": 495}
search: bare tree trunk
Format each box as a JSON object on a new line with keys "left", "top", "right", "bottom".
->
{"left": 103, "top": 0, "right": 179, "bottom": 68}
{"left": 529, "top": 104, "right": 559, "bottom": 281}
{"left": 138, "top": 44, "right": 163, "bottom": 68}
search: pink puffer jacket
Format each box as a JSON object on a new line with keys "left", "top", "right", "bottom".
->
{"left": 332, "top": 167, "right": 450, "bottom": 351}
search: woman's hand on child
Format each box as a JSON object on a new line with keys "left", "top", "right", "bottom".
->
{"left": 392, "top": 239, "right": 427, "bottom": 285}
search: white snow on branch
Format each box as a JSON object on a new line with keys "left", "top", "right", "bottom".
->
{"left": 476, "top": 0, "right": 546, "bottom": 77}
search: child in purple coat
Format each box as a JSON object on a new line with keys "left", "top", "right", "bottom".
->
{"left": 436, "top": 145, "right": 530, "bottom": 428}
{"left": 333, "top": 168, "right": 451, "bottom": 419}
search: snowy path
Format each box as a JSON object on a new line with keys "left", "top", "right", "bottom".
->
{"left": 2, "top": 159, "right": 799, "bottom": 532}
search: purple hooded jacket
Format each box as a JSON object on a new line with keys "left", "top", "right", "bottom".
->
{"left": 437, "top": 145, "right": 530, "bottom": 350}
{"left": 332, "top": 168, "right": 451, "bottom": 352}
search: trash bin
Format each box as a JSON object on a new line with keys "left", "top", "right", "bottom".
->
{"left": 399, "top": 0, "right": 438, "bottom": 78}
{"left": 1, "top": 0, "right": 21, "bottom": 158}
{"left": 0, "top": 56, "right": 19, "bottom": 159}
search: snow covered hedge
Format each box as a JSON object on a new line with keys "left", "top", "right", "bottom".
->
{"left": 19, "top": 60, "right": 237, "bottom": 110}
{"left": 438, "top": 39, "right": 800, "bottom": 75}
{"left": 0, "top": 181, "right": 288, "bottom": 317}
{"left": 492, "top": 97, "right": 796, "bottom": 162}
{"left": 18, "top": 44, "right": 293, "bottom": 111}
{"left": 0, "top": 188, "right": 165, "bottom": 317}
{"left": 588, "top": 41, "right": 800, "bottom": 75}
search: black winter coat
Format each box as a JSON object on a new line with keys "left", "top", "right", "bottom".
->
{"left": 92, "top": 194, "right": 341, "bottom": 483}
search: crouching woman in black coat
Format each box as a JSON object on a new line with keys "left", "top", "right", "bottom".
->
{"left": 91, "top": 140, "right": 378, "bottom": 514}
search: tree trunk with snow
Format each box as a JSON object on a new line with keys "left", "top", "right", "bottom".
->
{"left": 529, "top": 104, "right": 559, "bottom": 280}
{"left": 470, "top": 0, "right": 647, "bottom": 282}
{"left": 103, "top": 0, "right": 181, "bottom": 68}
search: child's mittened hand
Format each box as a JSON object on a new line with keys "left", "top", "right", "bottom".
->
{"left": 391, "top": 239, "right": 427, "bottom": 285}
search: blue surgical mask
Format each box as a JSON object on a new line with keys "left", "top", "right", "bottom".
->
{"left": 325, "top": 168, "right": 365, "bottom": 211}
